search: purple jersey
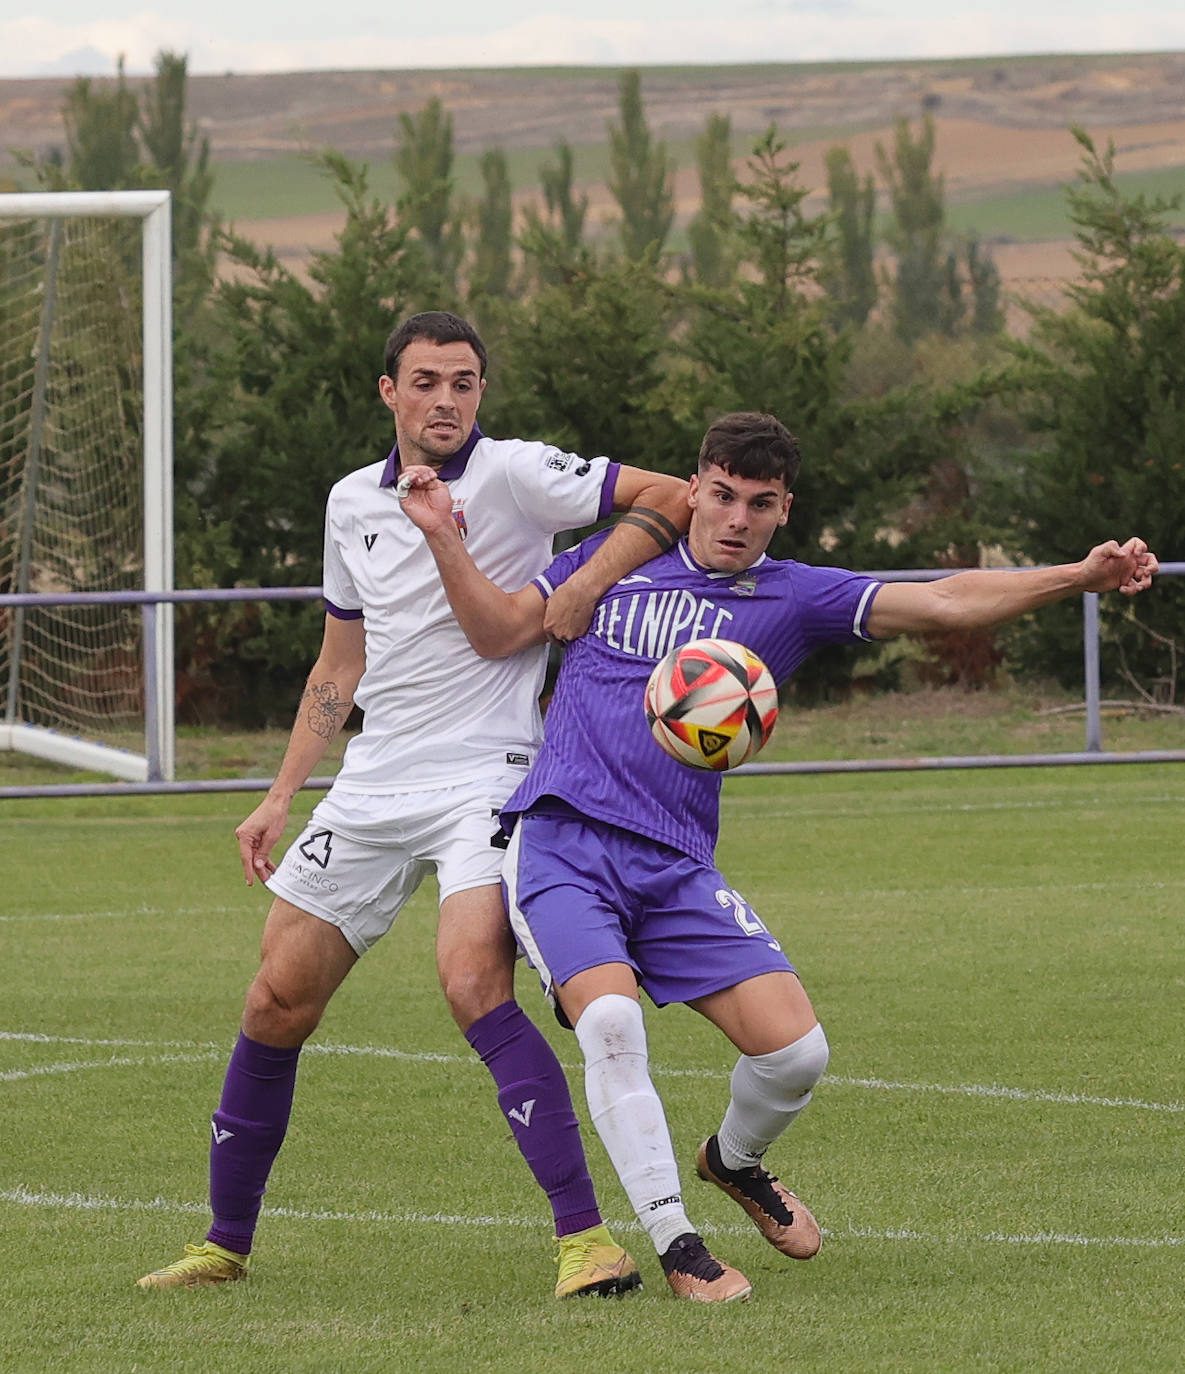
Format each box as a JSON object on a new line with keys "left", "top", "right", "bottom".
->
{"left": 502, "top": 531, "right": 882, "bottom": 866}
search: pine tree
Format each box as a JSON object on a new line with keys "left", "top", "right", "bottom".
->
{"left": 823, "top": 144, "right": 877, "bottom": 327}
{"left": 876, "top": 114, "right": 957, "bottom": 342}
{"left": 61, "top": 58, "right": 139, "bottom": 190}
{"left": 606, "top": 70, "right": 675, "bottom": 261}
{"left": 966, "top": 233, "right": 1004, "bottom": 336}
{"left": 688, "top": 112, "right": 735, "bottom": 287}
{"left": 540, "top": 141, "right": 588, "bottom": 252}
{"left": 736, "top": 127, "right": 829, "bottom": 315}
{"left": 394, "top": 97, "right": 464, "bottom": 292}
{"left": 468, "top": 147, "right": 514, "bottom": 303}
{"left": 136, "top": 51, "right": 216, "bottom": 309}
{"left": 519, "top": 141, "right": 591, "bottom": 287}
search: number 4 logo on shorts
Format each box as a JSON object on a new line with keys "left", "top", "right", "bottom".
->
{"left": 298, "top": 829, "right": 334, "bottom": 869}
{"left": 715, "top": 887, "right": 782, "bottom": 951}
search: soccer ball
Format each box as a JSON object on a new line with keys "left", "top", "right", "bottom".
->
{"left": 643, "top": 638, "right": 778, "bottom": 771}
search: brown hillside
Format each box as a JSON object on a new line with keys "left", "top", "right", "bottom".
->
{"left": 4, "top": 52, "right": 1185, "bottom": 160}
{"left": 4, "top": 53, "right": 1183, "bottom": 286}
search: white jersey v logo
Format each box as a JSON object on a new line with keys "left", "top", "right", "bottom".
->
{"left": 507, "top": 1099, "right": 536, "bottom": 1128}
{"left": 211, "top": 1121, "right": 235, "bottom": 1146}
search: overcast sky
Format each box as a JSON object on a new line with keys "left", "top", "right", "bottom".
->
{"left": 2, "top": 2, "right": 1183, "bottom": 79}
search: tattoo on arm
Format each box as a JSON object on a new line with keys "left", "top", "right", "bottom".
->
{"left": 617, "top": 509, "right": 678, "bottom": 554}
{"left": 303, "top": 679, "right": 350, "bottom": 740}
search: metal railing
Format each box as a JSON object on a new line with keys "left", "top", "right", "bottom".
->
{"left": 2, "top": 566, "right": 1182, "bottom": 799}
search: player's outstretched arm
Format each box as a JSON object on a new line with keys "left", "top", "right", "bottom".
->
{"left": 234, "top": 614, "right": 365, "bottom": 885}
{"left": 866, "top": 538, "right": 1158, "bottom": 640}
{"left": 398, "top": 465, "right": 547, "bottom": 657}
{"left": 544, "top": 467, "right": 690, "bottom": 643}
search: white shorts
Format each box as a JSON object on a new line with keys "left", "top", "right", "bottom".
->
{"left": 265, "top": 766, "right": 521, "bottom": 955}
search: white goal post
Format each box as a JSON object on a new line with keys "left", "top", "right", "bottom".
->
{"left": 0, "top": 190, "right": 174, "bottom": 781}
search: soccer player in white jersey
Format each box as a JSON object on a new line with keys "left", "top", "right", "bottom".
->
{"left": 138, "top": 311, "right": 693, "bottom": 1297}
{"left": 397, "top": 410, "right": 1158, "bottom": 1301}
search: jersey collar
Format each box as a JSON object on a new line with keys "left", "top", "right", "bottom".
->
{"left": 676, "top": 538, "right": 768, "bottom": 580}
{"left": 379, "top": 425, "right": 484, "bottom": 488}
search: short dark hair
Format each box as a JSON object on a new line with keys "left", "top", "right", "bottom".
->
{"left": 384, "top": 311, "right": 488, "bottom": 381}
{"left": 697, "top": 412, "right": 801, "bottom": 490}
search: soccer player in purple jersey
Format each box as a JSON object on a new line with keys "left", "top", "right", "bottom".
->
{"left": 398, "top": 410, "right": 1158, "bottom": 1302}
{"left": 137, "top": 312, "right": 694, "bottom": 1298}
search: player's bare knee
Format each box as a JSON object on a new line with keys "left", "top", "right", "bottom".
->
{"left": 441, "top": 978, "right": 512, "bottom": 1029}
{"left": 439, "top": 962, "right": 513, "bottom": 1030}
{"left": 242, "top": 974, "right": 321, "bottom": 1046}
{"left": 438, "top": 922, "right": 513, "bottom": 1010}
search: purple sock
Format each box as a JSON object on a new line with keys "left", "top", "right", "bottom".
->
{"left": 206, "top": 1031, "right": 301, "bottom": 1255}
{"left": 466, "top": 1001, "right": 602, "bottom": 1237}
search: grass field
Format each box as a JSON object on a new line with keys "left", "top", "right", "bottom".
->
{"left": 3, "top": 729, "right": 1183, "bottom": 1372}
{"left": 206, "top": 138, "right": 1185, "bottom": 244}
{"left": 944, "top": 163, "right": 1185, "bottom": 242}
{"left": 206, "top": 122, "right": 882, "bottom": 224}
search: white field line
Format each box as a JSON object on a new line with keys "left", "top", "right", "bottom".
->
{"left": 2, "top": 1030, "right": 1181, "bottom": 1115}
{"left": 0, "top": 1049, "right": 226, "bottom": 1083}
{"left": 0, "top": 1185, "right": 1179, "bottom": 1251}
{"left": 820, "top": 1074, "right": 1184, "bottom": 1114}
{"left": 0, "top": 1032, "right": 224, "bottom": 1047}
{"left": 722, "top": 793, "right": 1185, "bottom": 821}
{"left": 0, "top": 904, "right": 243, "bottom": 923}
{"left": 3, "top": 816, "right": 243, "bottom": 827}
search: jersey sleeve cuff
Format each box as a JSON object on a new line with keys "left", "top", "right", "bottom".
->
{"left": 325, "top": 599, "right": 364, "bottom": 620}
{"left": 597, "top": 461, "right": 622, "bottom": 521}
{"left": 853, "top": 581, "right": 881, "bottom": 640}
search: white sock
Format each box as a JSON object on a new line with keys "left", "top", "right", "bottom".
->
{"left": 716, "top": 1022, "right": 830, "bottom": 1171}
{"left": 574, "top": 993, "right": 693, "bottom": 1255}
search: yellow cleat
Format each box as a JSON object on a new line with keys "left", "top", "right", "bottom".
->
{"left": 554, "top": 1223, "right": 642, "bottom": 1298}
{"left": 136, "top": 1241, "right": 249, "bottom": 1290}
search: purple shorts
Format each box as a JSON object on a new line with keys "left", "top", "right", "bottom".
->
{"left": 503, "top": 805, "right": 794, "bottom": 1008}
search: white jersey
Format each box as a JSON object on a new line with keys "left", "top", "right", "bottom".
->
{"left": 321, "top": 429, "right": 619, "bottom": 791}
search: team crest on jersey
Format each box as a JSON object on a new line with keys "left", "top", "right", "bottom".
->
{"left": 546, "top": 451, "right": 574, "bottom": 472}
{"left": 452, "top": 500, "right": 468, "bottom": 539}
{"left": 733, "top": 574, "right": 757, "bottom": 596}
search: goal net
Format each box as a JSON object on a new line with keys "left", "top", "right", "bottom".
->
{"left": 0, "top": 191, "right": 174, "bottom": 782}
